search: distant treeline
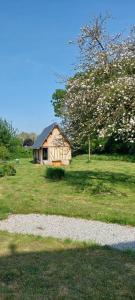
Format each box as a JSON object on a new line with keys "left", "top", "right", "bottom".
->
{"left": 73, "top": 135, "right": 135, "bottom": 156}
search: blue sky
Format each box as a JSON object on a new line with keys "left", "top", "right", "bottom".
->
{"left": 0, "top": 0, "right": 135, "bottom": 133}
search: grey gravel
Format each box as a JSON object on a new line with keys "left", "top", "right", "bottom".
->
{"left": 0, "top": 214, "right": 135, "bottom": 250}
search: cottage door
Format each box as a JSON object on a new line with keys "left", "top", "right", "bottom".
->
{"left": 43, "top": 148, "right": 48, "bottom": 160}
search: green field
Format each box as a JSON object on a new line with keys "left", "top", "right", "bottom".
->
{"left": 0, "top": 231, "right": 135, "bottom": 300}
{"left": 0, "top": 155, "right": 135, "bottom": 225}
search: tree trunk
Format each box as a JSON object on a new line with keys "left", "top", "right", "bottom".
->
{"left": 88, "top": 136, "right": 91, "bottom": 161}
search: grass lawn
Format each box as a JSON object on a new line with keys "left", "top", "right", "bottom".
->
{"left": 0, "top": 155, "right": 135, "bottom": 225}
{"left": 0, "top": 231, "right": 135, "bottom": 299}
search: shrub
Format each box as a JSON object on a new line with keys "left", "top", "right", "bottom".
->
{"left": 45, "top": 167, "right": 65, "bottom": 180}
{"left": 0, "top": 146, "right": 10, "bottom": 161}
{"left": 10, "top": 145, "right": 33, "bottom": 159}
{"left": 23, "top": 138, "right": 34, "bottom": 147}
{"left": 3, "top": 163, "right": 16, "bottom": 176}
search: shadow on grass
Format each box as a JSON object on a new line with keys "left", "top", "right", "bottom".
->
{"left": 1, "top": 243, "right": 135, "bottom": 299}
{"left": 65, "top": 170, "right": 135, "bottom": 191}
{"left": 112, "top": 241, "right": 135, "bottom": 251}
{"left": 29, "top": 160, "right": 36, "bottom": 164}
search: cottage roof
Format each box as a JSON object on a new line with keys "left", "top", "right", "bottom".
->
{"left": 32, "top": 123, "right": 70, "bottom": 149}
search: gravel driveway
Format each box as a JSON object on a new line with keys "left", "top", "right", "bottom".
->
{"left": 0, "top": 214, "right": 135, "bottom": 250}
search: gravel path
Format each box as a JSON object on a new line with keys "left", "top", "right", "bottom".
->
{"left": 0, "top": 214, "right": 135, "bottom": 250}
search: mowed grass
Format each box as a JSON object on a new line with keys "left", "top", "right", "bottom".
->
{"left": 1, "top": 231, "right": 135, "bottom": 299}
{"left": 0, "top": 155, "right": 135, "bottom": 225}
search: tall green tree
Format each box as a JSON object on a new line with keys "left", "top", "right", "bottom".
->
{"left": 0, "top": 118, "right": 21, "bottom": 156}
{"left": 18, "top": 132, "right": 37, "bottom": 143}
{"left": 0, "top": 119, "right": 16, "bottom": 147}
{"left": 51, "top": 89, "right": 66, "bottom": 117}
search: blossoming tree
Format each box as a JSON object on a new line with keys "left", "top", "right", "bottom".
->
{"left": 62, "top": 16, "right": 135, "bottom": 158}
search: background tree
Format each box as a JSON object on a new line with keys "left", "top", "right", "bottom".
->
{"left": 18, "top": 132, "right": 37, "bottom": 143}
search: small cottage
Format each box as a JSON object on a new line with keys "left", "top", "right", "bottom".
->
{"left": 32, "top": 123, "right": 72, "bottom": 166}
